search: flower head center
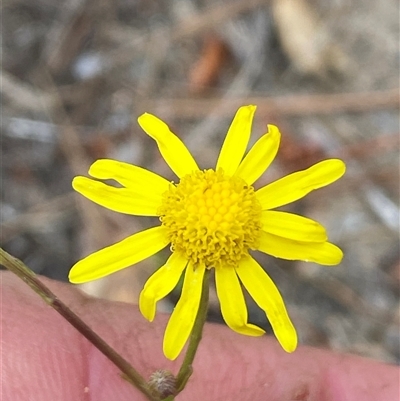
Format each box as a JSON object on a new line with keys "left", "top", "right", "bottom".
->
{"left": 158, "top": 169, "right": 262, "bottom": 267}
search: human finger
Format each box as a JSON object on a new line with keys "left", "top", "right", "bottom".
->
{"left": 1, "top": 272, "right": 398, "bottom": 401}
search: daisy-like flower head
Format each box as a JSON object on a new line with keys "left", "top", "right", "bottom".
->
{"left": 69, "top": 105, "right": 345, "bottom": 360}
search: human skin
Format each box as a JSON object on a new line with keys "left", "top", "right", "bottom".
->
{"left": 1, "top": 271, "right": 398, "bottom": 401}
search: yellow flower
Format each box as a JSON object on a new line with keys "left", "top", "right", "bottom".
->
{"left": 69, "top": 105, "right": 345, "bottom": 360}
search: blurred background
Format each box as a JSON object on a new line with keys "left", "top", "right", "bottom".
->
{"left": 2, "top": 0, "right": 399, "bottom": 364}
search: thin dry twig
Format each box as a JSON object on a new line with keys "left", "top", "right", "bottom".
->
{"left": 30, "top": 68, "right": 112, "bottom": 251}
{"left": 138, "top": 88, "right": 400, "bottom": 118}
{"left": 1, "top": 70, "right": 56, "bottom": 112}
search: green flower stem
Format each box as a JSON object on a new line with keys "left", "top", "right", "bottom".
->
{"left": 0, "top": 248, "right": 158, "bottom": 401}
{"left": 175, "top": 269, "right": 210, "bottom": 395}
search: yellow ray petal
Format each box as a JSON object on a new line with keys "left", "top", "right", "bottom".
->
{"left": 258, "top": 231, "right": 343, "bottom": 265}
{"left": 256, "top": 159, "right": 346, "bottom": 210}
{"left": 261, "top": 211, "right": 327, "bottom": 242}
{"left": 139, "top": 252, "right": 188, "bottom": 322}
{"left": 236, "top": 256, "right": 297, "bottom": 353}
{"left": 69, "top": 226, "right": 169, "bottom": 283}
{"left": 72, "top": 176, "right": 161, "bottom": 216}
{"left": 88, "top": 159, "right": 170, "bottom": 196}
{"left": 137, "top": 113, "right": 199, "bottom": 178}
{"left": 235, "top": 124, "right": 281, "bottom": 185}
{"left": 216, "top": 105, "right": 256, "bottom": 176}
{"left": 215, "top": 267, "right": 265, "bottom": 336}
{"left": 163, "top": 262, "right": 205, "bottom": 360}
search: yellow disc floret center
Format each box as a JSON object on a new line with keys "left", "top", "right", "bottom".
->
{"left": 158, "top": 169, "right": 262, "bottom": 268}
